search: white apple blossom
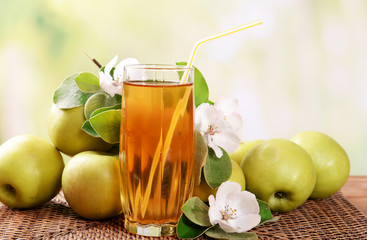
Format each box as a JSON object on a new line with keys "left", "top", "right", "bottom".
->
{"left": 208, "top": 181, "right": 261, "bottom": 233}
{"left": 195, "top": 97, "right": 242, "bottom": 158}
{"left": 99, "top": 55, "right": 139, "bottom": 97}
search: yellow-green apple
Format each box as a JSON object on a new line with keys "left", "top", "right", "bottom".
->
{"left": 229, "top": 140, "right": 264, "bottom": 166}
{"left": 48, "top": 104, "right": 112, "bottom": 156}
{"left": 193, "top": 160, "right": 246, "bottom": 202}
{"left": 0, "top": 135, "right": 64, "bottom": 208}
{"left": 229, "top": 160, "right": 246, "bottom": 191}
{"left": 291, "top": 130, "right": 350, "bottom": 199}
{"left": 241, "top": 138, "right": 316, "bottom": 212}
{"left": 62, "top": 151, "right": 122, "bottom": 219}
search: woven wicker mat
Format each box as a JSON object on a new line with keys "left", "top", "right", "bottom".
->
{"left": 0, "top": 191, "right": 366, "bottom": 239}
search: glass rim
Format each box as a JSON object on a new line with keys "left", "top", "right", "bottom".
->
{"left": 124, "top": 64, "right": 193, "bottom": 71}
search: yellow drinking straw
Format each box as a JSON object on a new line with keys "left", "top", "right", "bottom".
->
{"left": 181, "top": 19, "right": 263, "bottom": 84}
{"left": 141, "top": 20, "right": 264, "bottom": 217}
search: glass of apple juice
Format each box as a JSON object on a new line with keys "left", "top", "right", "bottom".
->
{"left": 119, "top": 64, "right": 195, "bottom": 237}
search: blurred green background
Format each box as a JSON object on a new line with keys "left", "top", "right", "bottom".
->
{"left": 1, "top": 0, "right": 366, "bottom": 175}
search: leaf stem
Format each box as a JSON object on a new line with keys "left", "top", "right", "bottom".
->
{"left": 84, "top": 52, "right": 102, "bottom": 69}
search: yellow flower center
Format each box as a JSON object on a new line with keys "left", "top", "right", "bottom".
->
{"left": 207, "top": 124, "right": 220, "bottom": 136}
{"left": 220, "top": 203, "right": 237, "bottom": 221}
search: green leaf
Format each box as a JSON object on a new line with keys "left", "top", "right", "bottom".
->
{"left": 176, "top": 62, "right": 209, "bottom": 107}
{"left": 261, "top": 216, "right": 280, "bottom": 225}
{"left": 177, "top": 214, "right": 212, "bottom": 239}
{"left": 112, "top": 94, "right": 122, "bottom": 105}
{"left": 53, "top": 73, "right": 94, "bottom": 109}
{"left": 194, "top": 130, "right": 208, "bottom": 185}
{"left": 101, "top": 66, "right": 115, "bottom": 77}
{"left": 182, "top": 197, "right": 211, "bottom": 227}
{"left": 257, "top": 199, "right": 279, "bottom": 226}
{"left": 90, "top": 104, "right": 122, "bottom": 118}
{"left": 257, "top": 199, "right": 273, "bottom": 225}
{"left": 84, "top": 92, "right": 118, "bottom": 119}
{"left": 81, "top": 120, "right": 99, "bottom": 137}
{"left": 204, "top": 147, "right": 232, "bottom": 189}
{"left": 193, "top": 66, "right": 209, "bottom": 107}
{"left": 89, "top": 109, "right": 121, "bottom": 144}
{"left": 74, "top": 72, "right": 100, "bottom": 93}
{"left": 82, "top": 121, "right": 122, "bottom": 146}
{"left": 205, "top": 225, "right": 258, "bottom": 240}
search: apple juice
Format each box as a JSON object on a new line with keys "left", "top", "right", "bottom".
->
{"left": 120, "top": 80, "right": 195, "bottom": 232}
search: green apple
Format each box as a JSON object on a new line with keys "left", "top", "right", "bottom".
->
{"left": 241, "top": 138, "right": 316, "bottom": 212}
{"left": 229, "top": 140, "right": 263, "bottom": 166}
{"left": 192, "top": 177, "right": 216, "bottom": 203}
{"left": 48, "top": 104, "right": 112, "bottom": 156}
{"left": 229, "top": 160, "right": 246, "bottom": 191}
{"left": 193, "top": 160, "right": 246, "bottom": 202}
{"left": 62, "top": 151, "right": 122, "bottom": 220}
{"left": 0, "top": 135, "right": 64, "bottom": 208}
{"left": 291, "top": 130, "right": 350, "bottom": 199}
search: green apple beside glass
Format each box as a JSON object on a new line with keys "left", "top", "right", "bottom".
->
{"left": 48, "top": 104, "right": 112, "bottom": 156}
{"left": 229, "top": 139, "right": 263, "bottom": 166}
{"left": 0, "top": 135, "right": 64, "bottom": 209}
{"left": 241, "top": 138, "right": 316, "bottom": 212}
{"left": 62, "top": 151, "right": 122, "bottom": 220}
{"left": 291, "top": 130, "right": 350, "bottom": 199}
{"left": 193, "top": 160, "right": 246, "bottom": 202}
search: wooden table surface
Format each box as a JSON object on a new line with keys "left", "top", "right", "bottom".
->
{"left": 340, "top": 176, "right": 367, "bottom": 215}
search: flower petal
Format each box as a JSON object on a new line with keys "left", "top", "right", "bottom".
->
{"left": 231, "top": 191, "right": 259, "bottom": 215}
{"left": 217, "top": 219, "right": 238, "bottom": 233}
{"left": 208, "top": 195, "right": 222, "bottom": 226}
{"left": 208, "top": 195, "right": 216, "bottom": 207}
{"left": 113, "top": 85, "right": 123, "bottom": 96}
{"left": 114, "top": 57, "right": 140, "bottom": 80}
{"left": 105, "top": 55, "right": 118, "bottom": 74}
{"left": 224, "top": 112, "right": 243, "bottom": 131}
{"left": 99, "top": 55, "right": 118, "bottom": 97}
{"left": 208, "top": 181, "right": 261, "bottom": 234}
{"left": 212, "top": 129, "right": 241, "bottom": 154}
{"left": 230, "top": 214, "right": 261, "bottom": 233}
{"left": 195, "top": 103, "right": 221, "bottom": 130}
{"left": 209, "top": 144, "right": 223, "bottom": 158}
{"left": 214, "top": 97, "right": 239, "bottom": 115}
{"left": 215, "top": 182, "right": 241, "bottom": 208}
{"left": 99, "top": 79, "right": 116, "bottom": 97}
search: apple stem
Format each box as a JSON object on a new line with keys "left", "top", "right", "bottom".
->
{"left": 275, "top": 191, "right": 285, "bottom": 199}
{"left": 5, "top": 184, "right": 16, "bottom": 194}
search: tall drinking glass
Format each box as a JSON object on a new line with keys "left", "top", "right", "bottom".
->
{"left": 120, "top": 64, "right": 195, "bottom": 237}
